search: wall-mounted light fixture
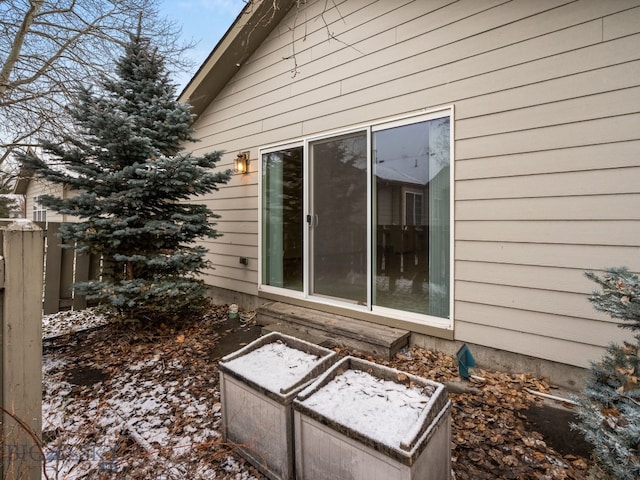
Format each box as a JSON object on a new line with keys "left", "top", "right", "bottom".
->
{"left": 235, "top": 152, "right": 249, "bottom": 174}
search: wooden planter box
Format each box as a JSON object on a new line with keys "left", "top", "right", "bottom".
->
{"left": 219, "top": 332, "right": 337, "bottom": 480}
{"left": 293, "top": 356, "right": 451, "bottom": 480}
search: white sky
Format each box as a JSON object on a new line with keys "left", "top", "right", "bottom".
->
{"left": 158, "top": 0, "right": 246, "bottom": 90}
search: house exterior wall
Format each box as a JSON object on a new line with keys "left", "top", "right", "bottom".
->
{"left": 24, "top": 178, "right": 77, "bottom": 223}
{"left": 189, "top": 0, "right": 640, "bottom": 368}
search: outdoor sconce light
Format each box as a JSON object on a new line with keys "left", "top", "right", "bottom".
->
{"left": 235, "top": 152, "right": 249, "bottom": 174}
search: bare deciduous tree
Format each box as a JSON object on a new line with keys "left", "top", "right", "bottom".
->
{"left": 0, "top": 0, "right": 193, "bottom": 165}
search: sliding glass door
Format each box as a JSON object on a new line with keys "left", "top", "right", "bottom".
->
{"left": 260, "top": 110, "right": 451, "bottom": 323}
{"left": 309, "top": 132, "right": 368, "bottom": 304}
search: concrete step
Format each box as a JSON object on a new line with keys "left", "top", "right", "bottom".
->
{"left": 256, "top": 301, "right": 410, "bottom": 360}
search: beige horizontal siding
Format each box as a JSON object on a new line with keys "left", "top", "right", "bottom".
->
{"left": 205, "top": 263, "right": 256, "bottom": 284}
{"left": 201, "top": 272, "right": 258, "bottom": 296}
{"left": 208, "top": 252, "right": 257, "bottom": 270}
{"left": 604, "top": 5, "right": 640, "bottom": 40}
{"left": 215, "top": 211, "right": 259, "bottom": 225}
{"left": 457, "top": 195, "right": 640, "bottom": 221}
{"left": 456, "top": 280, "right": 610, "bottom": 322}
{"left": 457, "top": 220, "right": 639, "bottom": 246}
{"left": 25, "top": 179, "right": 67, "bottom": 223}
{"left": 190, "top": 0, "right": 640, "bottom": 367}
{"left": 191, "top": 124, "right": 304, "bottom": 157}
{"left": 204, "top": 231, "right": 258, "bottom": 247}
{"left": 279, "top": 21, "right": 604, "bottom": 135}
{"left": 203, "top": 6, "right": 640, "bottom": 134}
{"left": 457, "top": 87, "right": 640, "bottom": 140}
{"left": 456, "top": 303, "right": 631, "bottom": 350}
{"left": 457, "top": 166, "right": 640, "bottom": 199}
{"left": 201, "top": 242, "right": 256, "bottom": 259}
{"left": 456, "top": 241, "right": 640, "bottom": 271}
{"left": 456, "top": 262, "right": 600, "bottom": 295}
{"left": 455, "top": 321, "right": 611, "bottom": 369}
{"left": 456, "top": 140, "right": 640, "bottom": 179}
{"left": 206, "top": 0, "right": 586, "bottom": 129}
{"left": 214, "top": 220, "right": 259, "bottom": 235}
{"left": 201, "top": 183, "right": 258, "bottom": 201}
{"left": 458, "top": 61, "right": 640, "bottom": 121}
{"left": 457, "top": 114, "right": 640, "bottom": 159}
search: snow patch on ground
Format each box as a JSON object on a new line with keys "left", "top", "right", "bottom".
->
{"left": 43, "top": 308, "right": 109, "bottom": 339}
{"left": 41, "top": 308, "right": 261, "bottom": 479}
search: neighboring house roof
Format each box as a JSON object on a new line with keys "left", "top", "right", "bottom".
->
{"left": 13, "top": 166, "right": 33, "bottom": 195}
{"left": 178, "top": 0, "right": 296, "bottom": 116}
{"left": 13, "top": 147, "right": 37, "bottom": 195}
{"left": 375, "top": 158, "right": 443, "bottom": 186}
{"left": 12, "top": 145, "right": 81, "bottom": 196}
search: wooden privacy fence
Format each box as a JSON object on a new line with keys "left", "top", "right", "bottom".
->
{"left": 42, "top": 222, "right": 101, "bottom": 315}
{"left": 0, "top": 220, "right": 43, "bottom": 480}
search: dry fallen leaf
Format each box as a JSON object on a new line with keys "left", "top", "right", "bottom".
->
{"left": 43, "top": 306, "right": 592, "bottom": 480}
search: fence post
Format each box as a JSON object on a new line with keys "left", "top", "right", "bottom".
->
{"left": 1, "top": 220, "right": 43, "bottom": 480}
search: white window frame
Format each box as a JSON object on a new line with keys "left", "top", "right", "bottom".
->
{"left": 258, "top": 142, "right": 306, "bottom": 301}
{"left": 258, "top": 106, "right": 454, "bottom": 330}
{"left": 402, "top": 187, "right": 424, "bottom": 227}
{"left": 32, "top": 196, "right": 47, "bottom": 223}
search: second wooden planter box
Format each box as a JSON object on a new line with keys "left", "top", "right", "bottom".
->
{"left": 293, "top": 356, "right": 451, "bottom": 480}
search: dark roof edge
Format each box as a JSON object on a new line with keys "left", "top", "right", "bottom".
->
{"left": 178, "top": 0, "right": 296, "bottom": 117}
{"left": 12, "top": 148, "right": 36, "bottom": 195}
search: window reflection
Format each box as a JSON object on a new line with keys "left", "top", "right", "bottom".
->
{"left": 310, "top": 133, "right": 368, "bottom": 304}
{"left": 373, "top": 118, "right": 450, "bottom": 317}
{"left": 260, "top": 114, "right": 451, "bottom": 321}
{"left": 262, "top": 147, "right": 303, "bottom": 291}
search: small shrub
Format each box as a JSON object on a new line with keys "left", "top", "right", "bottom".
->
{"left": 573, "top": 268, "right": 640, "bottom": 480}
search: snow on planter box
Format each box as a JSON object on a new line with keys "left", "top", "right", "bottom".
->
{"left": 293, "top": 356, "right": 451, "bottom": 480}
{"left": 218, "top": 332, "right": 338, "bottom": 480}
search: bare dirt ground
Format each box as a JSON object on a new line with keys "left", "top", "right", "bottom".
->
{"left": 42, "top": 304, "right": 591, "bottom": 479}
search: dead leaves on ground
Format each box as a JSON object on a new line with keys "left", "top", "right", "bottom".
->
{"left": 43, "top": 306, "right": 262, "bottom": 479}
{"left": 336, "top": 345, "right": 591, "bottom": 480}
{"left": 48, "top": 307, "right": 591, "bottom": 480}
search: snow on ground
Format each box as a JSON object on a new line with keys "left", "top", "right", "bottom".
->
{"left": 42, "top": 307, "right": 263, "bottom": 479}
{"left": 40, "top": 307, "right": 592, "bottom": 480}
{"left": 42, "top": 308, "right": 109, "bottom": 340}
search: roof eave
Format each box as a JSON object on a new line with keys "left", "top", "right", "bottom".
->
{"left": 178, "top": 0, "right": 296, "bottom": 117}
{"left": 13, "top": 174, "right": 30, "bottom": 195}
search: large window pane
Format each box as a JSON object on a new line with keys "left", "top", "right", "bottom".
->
{"left": 373, "top": 117, "right": 450, "bottom": 317}
{"left": 310, "top": 133, "right": 368, "bottom": 304}
{"left": 262, "top": 147, "right": 303, "bottom": 291}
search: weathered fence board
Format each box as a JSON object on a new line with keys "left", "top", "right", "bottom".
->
{"left": 0, "top": 221, "right": 44, "bottom": 480}
{"left": 0, "top": 217, "right": 96, "bottom": 480}
{"left": 42, "top": 222, "right": 101, "bottom": 314}
{"left": 43, "top": 221, "right": 63, "bottom": 315}
{"left": 73, "top": 249, "right": 101, "bottom": 311}
{"left": 3, "top": 219, "right": 101, "bottom": 314}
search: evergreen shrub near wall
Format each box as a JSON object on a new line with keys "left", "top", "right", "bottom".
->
{"left": 573, "top": 268, "right": 640, "bottom": 480}
{"left": 23, "top": 31, "right": 230, "bottom": 322}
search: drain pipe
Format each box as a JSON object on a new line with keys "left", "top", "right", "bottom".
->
{"left": 456, "top": 344, "right": 577, "bottom": 405}
{"left": 524, "top": 388, "right": 578, "bottom": 406}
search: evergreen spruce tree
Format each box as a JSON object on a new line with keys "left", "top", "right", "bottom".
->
{"left": 23, "top": 31, "right": 230, "bottom": 321}
{"left": 573, "top": 268, "right": 640, "bottom": 479}
{"left": 0, "top": 171, "right": 18, "bottom": 217}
